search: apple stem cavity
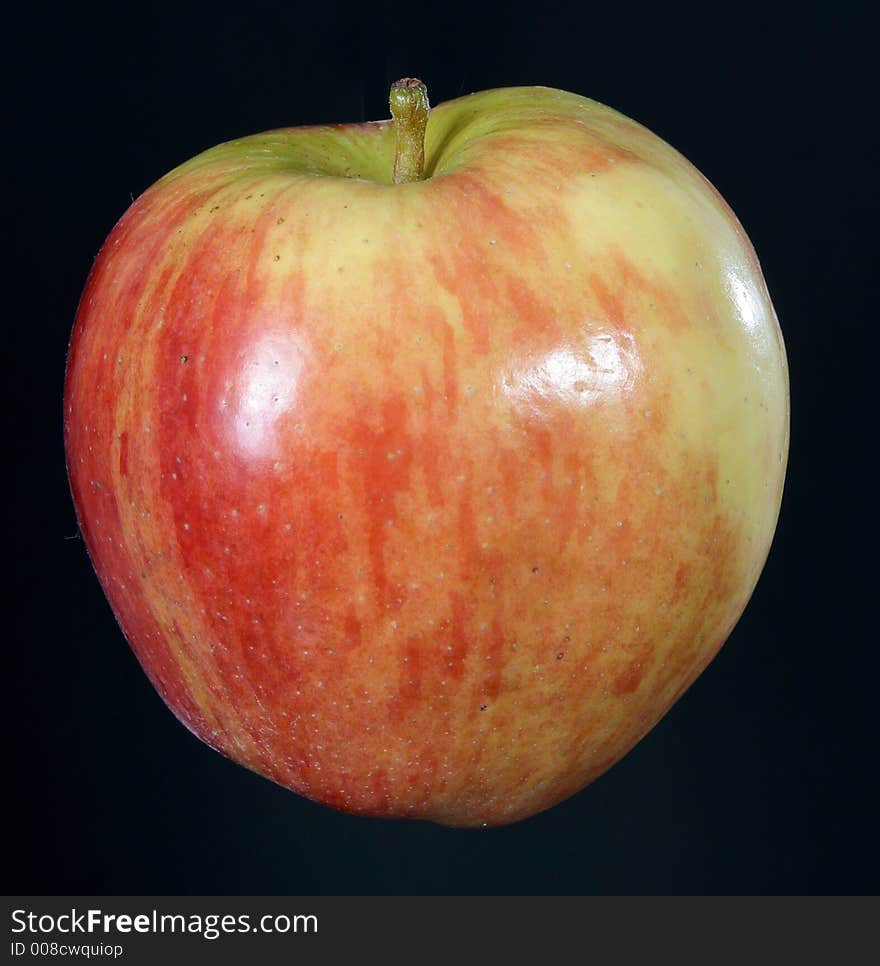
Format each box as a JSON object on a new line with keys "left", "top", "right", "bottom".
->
{"left": 390, "top": 78, "right": 429, "bottom": 184}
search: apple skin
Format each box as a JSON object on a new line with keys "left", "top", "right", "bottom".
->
{"left": 64, "top": 86, "right": 788, "bottom": 827}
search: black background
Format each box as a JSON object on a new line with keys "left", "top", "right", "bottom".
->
{"left": 7, "top": 0, "right": 877, "bottom": 895}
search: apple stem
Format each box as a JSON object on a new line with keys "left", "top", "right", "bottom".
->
{"left": 390, "top": 78, "right": 429, "bottom": 184}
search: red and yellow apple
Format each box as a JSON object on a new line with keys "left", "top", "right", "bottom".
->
{"left": 64, "top": 81, "right": 788, "bottom": 826}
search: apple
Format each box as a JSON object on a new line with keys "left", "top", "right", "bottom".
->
{"left": 64, "top": 79, "right": 789, "bottom": 827}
